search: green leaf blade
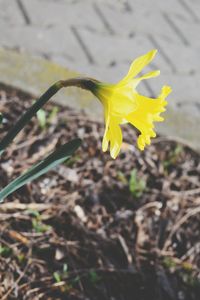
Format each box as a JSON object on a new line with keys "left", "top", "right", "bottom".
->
{"left": 0, "top": 138, "right": 81, "bottom": 202}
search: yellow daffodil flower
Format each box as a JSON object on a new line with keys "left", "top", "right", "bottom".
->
{"left": 90, "top": 49, "right": 172, "bottom": 159}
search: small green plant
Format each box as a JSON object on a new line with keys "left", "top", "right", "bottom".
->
{"left": 63, "top": 263, "right": 69, "bottom": 275}
{"left": 37, "top": 108, "right": 47, "bottom": 129}
{"left": 37, "top": 106, "right": 59, "bottom": 130}
{"left": 32, "top": 211, "right": 51, "bottom": 233}
{"left": 0, "top": 245, "right": 12, "bottom": 257}
{"left": 163, "top": 256, "right": 177, "bottom": 269}
{"left": 117, "top": 171, "right": 128, "bottom": 185}
{"left": 163, "top": 145, "right": 183, "bottom": 169}
{"left": 89, "top": 270, "right": 101, "bottom": 284}
{"left": 17, "top": 253, "right": 26, "bottom": 263}
{"left": 129, "top": 169, "right": 146, "bottom": 198}
{"left": 53, "top": 271, "right": 62, "bottom": 283}
{"left": 53, "top": 263, "right": 69, "bottom": 283}
{"left": 32, "top": 218, "right": 51, "bottom": 233}
{"left": 48, "top": 106, "right": 59, "bottom": 123}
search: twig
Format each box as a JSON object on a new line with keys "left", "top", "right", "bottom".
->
{"left": 0, "top": 202, "right": 52, "bottom": 212}
{"left": 1, "top": 260, "right": 30, "bottom": 300}
{"left": 168, "top": 188, "right": 200, "bottom": 197}
{"left": 180, "top": 242, "right": 200, "bottom": 261}
{"left": 163, "top": 206, "right": 200, "bottom": 251}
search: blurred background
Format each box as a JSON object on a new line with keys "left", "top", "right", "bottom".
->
{"left": 0, "top": 0, "right": 200, "bottom": 149}
{"left": 0, "top": 0, "right": 199, "bottom": 103}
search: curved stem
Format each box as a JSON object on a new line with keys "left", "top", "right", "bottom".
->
{"left": 0, "top": 77, "right": 97, "bottom": 156}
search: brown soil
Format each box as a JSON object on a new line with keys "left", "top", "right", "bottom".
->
{"left": 0, "top": 83, "right": 200, "bottom": 300}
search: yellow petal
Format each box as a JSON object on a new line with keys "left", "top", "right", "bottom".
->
{"left": 102, "top": 123, "right": 110, "bottom": 152}
{"left": 159, "top": 85, "right": 172, "bottom": 100}
{"left": 102, "top": 107, "right": 123, "bottom": 158}
{"left": 128, "top": 70, "right": 160, "bottom": 90}
{"left": 125, "top": 86, "right": 171, "bottom": 150}
{"left": 109, "top": 118, "right": 123, "bottom": 159}
{"left": 119, "top": 49, "right": 157, "bottom": 85}
{"left": 137, "top": 70, "right": 160, "bottom": 81}
{"left": 102, "top": 102, "right": 110, "bottom": 152}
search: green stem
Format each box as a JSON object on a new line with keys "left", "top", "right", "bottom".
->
{"left": 0, "top": 77, "right": 97, "bottom": 156}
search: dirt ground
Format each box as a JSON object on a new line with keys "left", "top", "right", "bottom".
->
{"left": 0, "top": 83, "right": 200, "bottom": 300}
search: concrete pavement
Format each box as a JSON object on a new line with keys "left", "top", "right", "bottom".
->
{"left": 0, "top": 0, "right": 200, "bottom": 149}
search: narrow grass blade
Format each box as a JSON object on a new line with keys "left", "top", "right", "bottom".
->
{"left": 0, "top": 139, "right": 81, "bottom": 202}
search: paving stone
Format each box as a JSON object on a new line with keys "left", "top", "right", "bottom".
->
{"left": 149, "top": 73, "right": 199, "bottom": 109}
{"left": 181, "top": 0, "right": 200, "bottom": 22}
{"left": 97, "top": 2, "right": 193, "bottom": 40}
{"left": 21, "top": 0, "right": 105, "bottom": 31}
{"left": 0, "top": 0, "right": 199, "bottom": 150}
{"left": 74, "top": 28, "right": 172, "bottom": 73}
{"left": 148, "top": 34, "right": 200, "bottom": 74}
{"left": 0, "top": 24, "right": 88, "bottom": 63}
{"left": 0, "top": 0, "right": 25, "bottom": 25}
{"left": 170, "top": 17, "right": 200, "bottom": 49}
{"left": 132, "top": 0, "right": 194, "bottom": 20}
